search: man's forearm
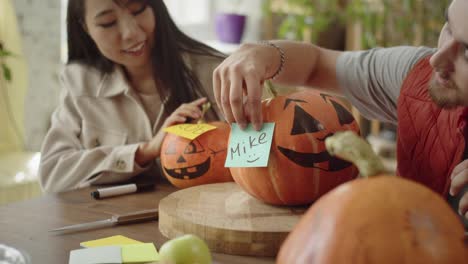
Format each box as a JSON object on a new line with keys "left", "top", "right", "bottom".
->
{"left": 270, "top": 40, "right": 343, "bottom": 94}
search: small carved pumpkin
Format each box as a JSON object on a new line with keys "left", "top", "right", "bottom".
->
{"left": 161, "top": 121, "right": 233, "bottom": 189}
{"left": 230, "top": 90, "right": 360, "bottom": 205}
{"left": 277, "top": 131, "right": 468, "bottom": 264}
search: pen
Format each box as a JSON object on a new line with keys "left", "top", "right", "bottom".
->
{"left": 91, "top": 183, "right": 155, "bottom": 199}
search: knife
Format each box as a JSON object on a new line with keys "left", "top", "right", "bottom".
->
{"left": 49, "top": 209, "right": 158, "bottom": 234}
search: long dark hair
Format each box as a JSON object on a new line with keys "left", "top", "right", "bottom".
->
{"left": 66, "top": 0, "right": 224, "bottom": 115}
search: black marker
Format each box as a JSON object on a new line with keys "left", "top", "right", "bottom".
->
{"left": 91, "top": 183, "right": 155, "bottom": 199}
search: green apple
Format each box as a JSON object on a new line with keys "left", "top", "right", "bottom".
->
{"left": 159, "top": 234, "right": 212, "bottom": 264}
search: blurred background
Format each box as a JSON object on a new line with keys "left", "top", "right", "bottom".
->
{"left": 0, "top": 0, "right": 450, "bottom": 205}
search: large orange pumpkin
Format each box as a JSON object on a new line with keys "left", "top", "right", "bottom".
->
{"left": 230, "top": 90, "right": 360, "bottom": 205}
{"left": 160, "top": 121, "right": 233, "bottom": 188}
{"left": 277, "top": 131, "right": 468, "bottom": 264}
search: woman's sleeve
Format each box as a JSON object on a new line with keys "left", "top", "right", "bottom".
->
{"left": 39, "top": 86, "right": 148, "bottom": 193}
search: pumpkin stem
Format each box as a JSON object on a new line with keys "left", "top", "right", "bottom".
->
{"left": 197, "top": 102, "right": 211, "bottom": 124}
{"left": 265, "top": 80, "right": 278, "bottom": 98}
{"left": 325, "top": 131, "right": 386, "bottom": 178}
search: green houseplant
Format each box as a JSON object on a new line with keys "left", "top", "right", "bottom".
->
{"left": 0, "top": 41, "right": 24, "bottom": 149}
{"left": 0, "top": 42, "right": 12, "bottom": 82}
{"left": 265, "top": 0, "right": 343, "bottom": 42}
{"left": 266, "top": 0, "right": 451, "bottom": 48}
{"left": 345, "top": 0, "right": 451, "bottom": 48}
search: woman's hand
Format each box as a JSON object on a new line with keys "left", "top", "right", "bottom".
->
{"left": 213, "top": 43, "right": 280, "bottom": 131}
{"left": 135, "top": 97, "right": 207, "bottom": 166}
{"left": 450, "top": 159, "right": 468, "bottom": 219}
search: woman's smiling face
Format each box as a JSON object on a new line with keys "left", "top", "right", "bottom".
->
{"left": 83, "top": 0, "right": 155, "bottom": 70}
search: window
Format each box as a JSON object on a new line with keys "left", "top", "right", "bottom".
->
{"left": 60, "top": 0, "right": 68, "bottom": 63}
{"left": 164, "top": 0, "right": 211, "bottom": 26}
{"left": 164, "top": 0, "right": 215, "bottom": 42}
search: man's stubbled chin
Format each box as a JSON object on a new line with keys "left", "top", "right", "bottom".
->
{"left": 428, "top": 73, "right": 460, "bottom": 109}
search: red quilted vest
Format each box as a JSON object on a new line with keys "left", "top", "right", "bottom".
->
{"left": 397, "top": 56, "right": 468, "bottom": 196}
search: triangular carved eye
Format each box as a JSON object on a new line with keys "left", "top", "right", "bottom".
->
{"left": 284, "top": 98, "right": 307, "bottom": 109}
{"left": 291, "top": 105, "right": 325, "bottom": 135}
{"left": 330, "top": 100, "right": 355, "bottom": 125}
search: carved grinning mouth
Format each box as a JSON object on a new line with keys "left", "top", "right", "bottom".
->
{"left": 163, "top": 157, "right": 211, "bottom": 180}
{"left": 277, "top": 146, "right": 352, "bottom": 171}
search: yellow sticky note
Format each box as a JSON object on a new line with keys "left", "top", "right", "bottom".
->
{"left": 164, "top": 123, "right": 216, "bottom": 140}
{"left": 121, "top": 243, "right": 159, "bottom": 263}
{"left": 80, "top": 235, "right": 142, "bottom": 248}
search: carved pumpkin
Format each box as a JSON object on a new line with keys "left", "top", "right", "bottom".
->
{"left": 161, "top": 121, "right": 233, "bottom": 189}
{"left": 277, "top": 131, "right": 468, "bottom": 264}
{"left": 230, "top": 90, "right": 360, "bottom": 205}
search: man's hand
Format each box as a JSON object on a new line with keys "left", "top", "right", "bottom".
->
{"left": 450, "top": 159, "right": 468, "bottom": 219}
{"left": 213, "top": 43, "right": 279, "bottom": 131}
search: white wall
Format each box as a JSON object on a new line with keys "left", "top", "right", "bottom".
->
{"left": 13, "top": 0, "right": 62, "bottom": 151}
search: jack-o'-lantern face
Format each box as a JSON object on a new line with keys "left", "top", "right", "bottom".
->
{"left": 160, "top": 121, "right": 233, "bottom": 189}
{"left": 163, "top": 139, "right": 219, "bottom": 180}
{"left": 229, "top": 91, "right": 360, "bottom": 205}
{"left": 276, "top": 94, "right": 356, "bottom": 171}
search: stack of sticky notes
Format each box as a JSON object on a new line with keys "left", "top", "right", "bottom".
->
{"left": 164, "top": 123, "right": 217, "bottom": 140}
{"left": 69, "top": 235, "right": 159, "bottom": 264}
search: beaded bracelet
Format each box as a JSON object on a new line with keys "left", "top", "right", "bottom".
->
{"left": 260, "top": 41, "right": 285, "bottom": 80}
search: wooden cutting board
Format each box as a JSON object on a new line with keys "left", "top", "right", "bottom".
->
{"left": 158, "top": 182, "right": 307, "bottom": 257}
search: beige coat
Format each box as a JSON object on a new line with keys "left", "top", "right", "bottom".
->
{"left": 39, "top": 54, "right": 223, "bottom": 192}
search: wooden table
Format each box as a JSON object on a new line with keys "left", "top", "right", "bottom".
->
{"left": 0, "top": 183, "right": 275, "bottom": 263}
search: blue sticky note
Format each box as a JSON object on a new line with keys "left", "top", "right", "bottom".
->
{"left": 69, "top": 246, "right": 122, "bottom": 264}
{"left": 225, "top": 123, "right": 275, "bottom": 167}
